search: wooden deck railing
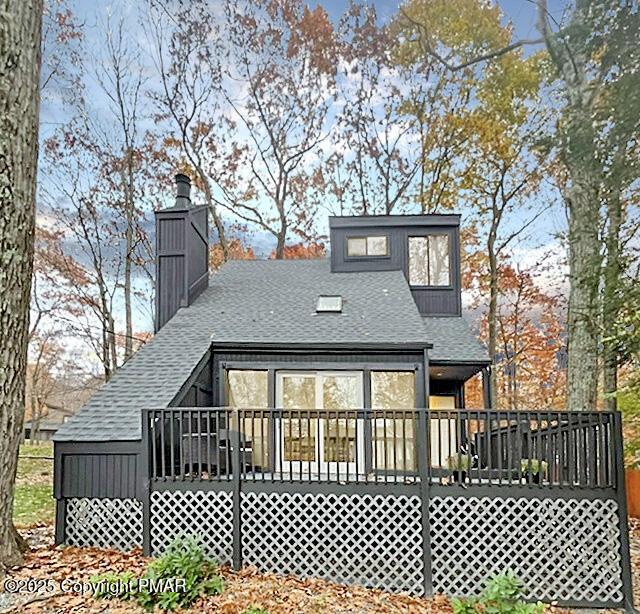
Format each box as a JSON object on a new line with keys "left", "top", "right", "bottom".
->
{"left": 142, "top": 407, "right": 620, "bottom": 490}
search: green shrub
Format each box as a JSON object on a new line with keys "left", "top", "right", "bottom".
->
{"left": 89, "top": 571, "right": 137, "bottom": 601}
{"left": 242, "top": 607, "right": 269, "bottom": 614}
{"left": 446, "top": 454, "right": 470, "bottom": 471}
{"left": 92, "top": 535, "right": 224, "bottom": 611}
{"left": 519, "top": 459, "right": 548, "bottom": 475}
{"left": 451, "top": 572, "right": 544, "bottom": 614}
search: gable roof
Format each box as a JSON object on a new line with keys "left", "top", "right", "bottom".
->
{"left": 54, "top": 259, "right": 431, "bottom": 442}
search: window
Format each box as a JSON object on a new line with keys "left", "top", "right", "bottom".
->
{"left": 226, "top": 370, "right": 269, "bottom": 468}
{"left": 316, "top": 295, "right": 342, "bottom": 313}
{"left": 371, "top": 371, "right": 416, "bottom": 472}
{"left": 347, "top": 235, "right": 389, "bottom": 257}
{"left": 408, "top": 235, "right": 450, "bottom": 286}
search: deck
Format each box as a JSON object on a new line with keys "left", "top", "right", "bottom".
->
{"left": 133, "top": 407, "right": 633, "bottom": 610}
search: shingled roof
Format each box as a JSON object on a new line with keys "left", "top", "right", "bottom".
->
{"left": 54, "top": 260, "right": 438, "bottom": 442}
{"left": 55, "top": 259, "right": 488, "bottom": 442}
{"left": 422, "top": 316, "right": 489, "bottom": 363}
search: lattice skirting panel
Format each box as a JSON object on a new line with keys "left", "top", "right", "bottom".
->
{"left": 150, "top": 490, "right": 233, "bottom": 564}
{"left": 65, "top": 497, "right": 143, "bottom": 551}
{"left": 430, "top": 495, "right": 623, "bottom": 605}
{"left": 241, "top": 491, "right": 424, "bottom": 594}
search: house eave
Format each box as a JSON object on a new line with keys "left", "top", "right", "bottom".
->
{"left": 211, "top": 340, "right": 433, "bottom": 352}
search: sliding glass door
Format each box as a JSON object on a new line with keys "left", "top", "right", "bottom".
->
{"left": 275, "top": 371, "right": 364, "bottom": 475}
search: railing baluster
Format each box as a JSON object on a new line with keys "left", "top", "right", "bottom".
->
{"left": 143, "top": 407, "right": 620, "bottom": 495}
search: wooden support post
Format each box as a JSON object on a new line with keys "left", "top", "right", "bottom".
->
{"left": 141, "top": 409, "right": 152, "bottom": 556}
{"left": 231, "top": 409, "right": 243, "bottom": 571}
{"left": 482, "top": 367, "right": 491, "bottom": 409}
{"left": 416, "top": 348, "right": 433, "bottom": 597}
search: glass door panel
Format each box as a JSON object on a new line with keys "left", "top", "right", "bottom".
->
{"left": 322, "top": 373, "right": 363, "bottom": 471}
{"left": 371, "top": 371, "right": 416, "bottom": 472}
{"left": 429, "top": 395, "right": 458, "bottom": 467}
{"left": 276, "top": 371, "right": 364, "bottom": 475}
{"left": 280, "top": 374, "right": 317, "bottom": 466}
{"left": 227, "top": 370, "right": 269, "bottom": 468}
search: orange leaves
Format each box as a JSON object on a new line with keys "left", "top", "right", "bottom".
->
{"left": 210, "top": 239, "right": 256, "bottom": 272}
{"left": 8, "top": 533, "right": 446, "bottom": 614}
{"left": 269, "top": 241, "right": 325, "bottom": 260}
{"left": 287, "top": 5, "right": 337, "bottom": 75}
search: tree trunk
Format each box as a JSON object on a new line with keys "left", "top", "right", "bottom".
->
{"left": 199, "top": 169, "right": 228, "bottom": 261}
{"left": 123, "top": 148, "right": 135, "bottom": 361}
{"left": 538, "top": 0, "right": 602, "bottom": 411}
{"left": 565, "top": 166, "right": 600, "bottom": 410}
{"left": 0, "top": 0, "right": 43, "bottom": 569}
{"left": 602, "top": 188, "right": 622, "bottom": 411}
{"left": 487, "top": 230, "right": 498, "bottom": 409}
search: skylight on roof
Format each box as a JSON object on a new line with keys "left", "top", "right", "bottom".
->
{"left": 316, "top": 295, "right": 342, "bottom": 313}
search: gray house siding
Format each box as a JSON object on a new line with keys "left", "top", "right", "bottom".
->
{"left": 176, "top": 351, "right": 214, "bottom": 408}
{"left": 329, "top": 216, "right": 462, "bottom": 316}
{"left": 54, "top": 441, "right": 142, "bottom": 500}
{"left": 54, "top": 440, "right": 143, "bottom": 546}
{"left": 155, "top": 204, "right": 209, "bottom": 332}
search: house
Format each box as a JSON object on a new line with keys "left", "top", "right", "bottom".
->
{"left": 24, "top": 401, "right": 73, "bottom": 441}
{"left": 52, "top": 175, "right": 633, "bottom": 611}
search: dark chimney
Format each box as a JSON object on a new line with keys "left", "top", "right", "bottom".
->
{"left": 174, "top": 173, "right": 191, "bottom": 208}
{"left": 154, "top": 174, "right": 209, "bottom": 332}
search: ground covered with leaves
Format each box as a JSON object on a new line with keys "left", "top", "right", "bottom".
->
{"left": 0, "top": 530, "right": 445, "bottom": 613}
{"left": 1, "top": 520, "right": 636, "bottom": 613}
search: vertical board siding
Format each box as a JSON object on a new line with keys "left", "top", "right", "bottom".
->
{"left": 157, "top": 255, "right": 185, "bottom": 329}
{"left": 60, "top": 454, "right": 138, "bottom": 499}
{"left": 159, "top": 217, "right": 185, "bottom": 251}
{"left": 329, "top": 223, "right": 461, "bottom": 316}
{"left": 155, "top": 205, "right": 208, "bottom": 331}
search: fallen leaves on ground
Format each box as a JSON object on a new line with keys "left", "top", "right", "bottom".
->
{"left": 0, "top": 522, "right": 630, "bottom": 613}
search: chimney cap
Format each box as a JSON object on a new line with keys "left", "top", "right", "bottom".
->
{"left": 175, "top": 173, "right": 191, "bottom": 205}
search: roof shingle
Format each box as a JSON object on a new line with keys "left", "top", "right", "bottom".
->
{"left": 54, "top": 260, "right": 430, "bottom": 442}
{"left": 55, "top": 260, "right": 488, "bottom": 442}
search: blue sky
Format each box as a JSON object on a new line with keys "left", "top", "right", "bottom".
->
{"left": 39, "top": 0, "right": 571, "bottom": 356}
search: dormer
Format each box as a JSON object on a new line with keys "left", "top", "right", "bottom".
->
{"left": 329, "top": 214, "right": 461, "bottom": 316}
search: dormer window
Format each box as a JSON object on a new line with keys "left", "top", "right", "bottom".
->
{"left": 347, "top": 235, "right": 389, "bottom": 258}
{"left": 316, "top": 295, "right": 342, "bottom": 313}
{"left": 408, "top": 235, "right": 450, "bottom": 286}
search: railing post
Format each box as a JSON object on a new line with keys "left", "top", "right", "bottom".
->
{"left": 230, "top": 408, "right": 243, "bottom": 571}
{"left": 140, "top": 409, "right": 152, "bottom": 557}
{"left": 613, "top": 412, "right": 634, "bottom": 612}
{"left": 415, "top": 407, "right": 433, "bottom": 597}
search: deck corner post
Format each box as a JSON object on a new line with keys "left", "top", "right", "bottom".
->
{"left": 141, "top": 408, "right": 152, "bottom": 557}
{"left": 613, "top": 412, "right": 635, "bottom": 612}
{"left": 416, "top": 407, "right": 433, "bottom": 598}
{"left": 417, "top": 348, "right": 433, "bottom": 597}
{"left": 54, "top": 498, "right": 66, "bottom": 545}
{"left": 231, "top": 408, "right": 243, "bottom": 571}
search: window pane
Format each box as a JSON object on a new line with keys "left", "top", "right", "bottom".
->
{"left": 323, "top": 374, "right": 360, "bottom": 463}
{"left": 227, "top": 370, "right": 268, "bottom": 408}
{"left": 373, "top": 418, "right": 415, "bottom": 472}
{"left": 371, "top": 371, "right": 416, "bottom": 409}
{"left": 226, "top": 370, "right": 269, "bottom": 467}
{"left": 408, "top": 237, "right": 429, "bottom": 286}
{"left": 367, "top": 236, "right": 388, "bottom": 256}
{"left": 428, "top": 234, "right": 450, "bottom": 286}
{"left": 371, "top": 371, "right": 416, "bottom": 472}
{"left": 317, "top": 295, "right": 342, "bottom": 312}
{"left": 347, "top": 237, "right": 367, "bottom": 256}
{"left": 281, "top": 375, "right": 317, "bottom": 462}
